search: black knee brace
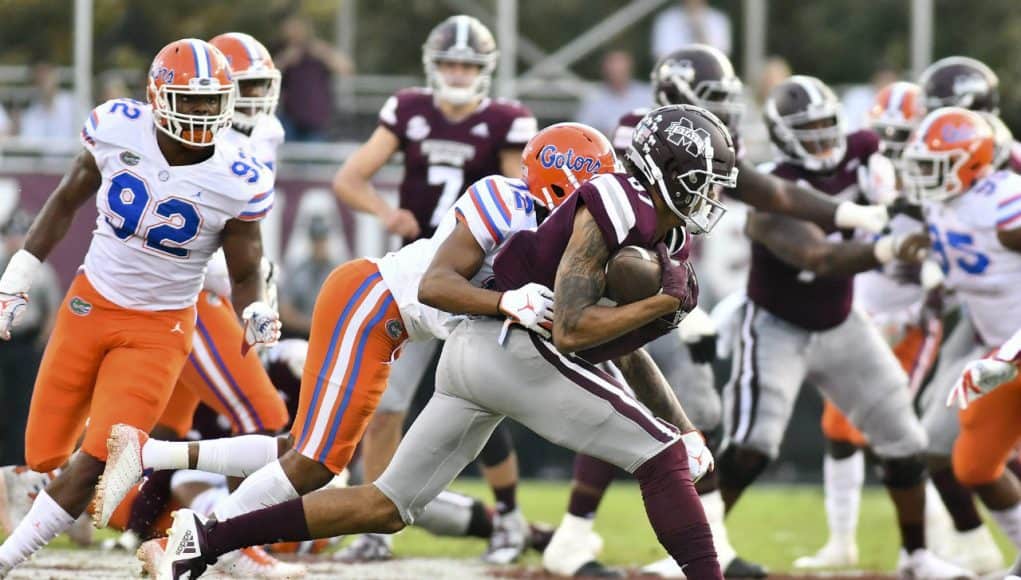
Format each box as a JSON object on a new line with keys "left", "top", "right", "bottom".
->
{"left": 716, "top": 445, "right": 770, "bottom": 494}
{"left": 877, "top": 455, "right": 927, "bottom": 489}
{"left": 825, "top": 438, "right": 861, "bottom": 460}
{"left": 477, "top": 422, "right": 514, "bottom": 467}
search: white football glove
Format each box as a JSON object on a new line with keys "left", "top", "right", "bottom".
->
{"left": 834, "top": 201, "right": 890, "bottom": 234}
{"left": 681, "top": 430, "right": 714, "bottom": 483}
{"left": 947, "top": 357, "right": 1019, "bottom": 410}
{"left": 497, "top": 283, "right": 555, "bottom": 343}
{"left": 858, "top": 153, "right": 900, "bottom": 207}
{"left": 242, "top": 301, "right": 282, "bottom": 352}
{"left": 0, "top": 292, "right": 28, "bottom": 341}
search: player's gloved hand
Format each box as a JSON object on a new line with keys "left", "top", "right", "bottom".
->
{"left": 242, "top": 301, "right": 282, "bottom": 352}
{"left": 0, "top": 292, "right": 28, "bottom": 341}
{"left": 947, "top": 354, "right": 1019, "bottom": 410}
{"left": 656, "top": 243, "right": 698, "bottom": 328}
{"left": 382, "top": 208, "right": 421, "bottom": 240}
{"left": 874, "top": 232, "right": 931, "bottom": 264}
{"left": 835, "top": 201, "right": 890, "bottom": 234}
{"left": 681, "top": 430, "right": 714, "bottom": 483}
{"left": 498, "top": 282, "right": 555, "bottom": 343}
{"left": 677, "top": 306, "right": 717, "bottom": 364}
{"left": 858, "top": 153, "right": 900, "bottom": 207}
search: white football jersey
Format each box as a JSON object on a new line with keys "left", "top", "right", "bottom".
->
{"left": 923, "top": 169, "right": 1021, "bottom": 345}
{"left": 854, "top": 212, "right": 928, "bottom": 327}
{"left": 373, "top": 175, "right": 539, "bottom": 341}
{"left": 218, "top": 114, "right": 285, "bottom": 170}
{"left": 80, "top": 99, "right": 275, "bottom": 311}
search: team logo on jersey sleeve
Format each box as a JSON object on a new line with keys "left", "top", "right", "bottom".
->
{"left": 407, "top": 116, "right": 431, "bottom": 141}
{"left": 119, "top": 151, "right": 140, "bottom": 166}
{"left": 69, "top": 296, "right": 92, "bottom": 316}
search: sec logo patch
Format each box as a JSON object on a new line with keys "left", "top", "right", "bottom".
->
{"left": 385, "top": 319, "right": 405, "bottom": 340}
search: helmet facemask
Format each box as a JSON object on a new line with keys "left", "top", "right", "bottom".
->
{"left": 149, "top": 77, "right": 234, "bottom": 147}
{"left": 767, "top": 98, "right": 846, "bottom": 172}
{"left": 902, "top": 147, "right": 968, "bottom": 203}
{"left": 424, "top": 50, "right": 496, "bottom": 106}
{"left": 232, "top": 69, "right": 280, "bottom": 132}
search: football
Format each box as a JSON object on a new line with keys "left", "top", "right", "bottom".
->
{"left": 605, "top": 245, "right": 662, "bottom": 305}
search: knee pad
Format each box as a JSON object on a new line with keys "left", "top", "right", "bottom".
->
{"left": 716, "top": 445, "right": 769, "bottom": 494}
{"left": 826, "top": 438, "right": 861, "bottom": 460}
{"left": 477, "top": 423, "right": 514, "bottom": 468}
{"left": 877, "top": 455, "right": 927, "bottom": 489}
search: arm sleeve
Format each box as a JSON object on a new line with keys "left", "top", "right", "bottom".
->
{"left": 452, "top": 177, "right": 516, "bottom": 253}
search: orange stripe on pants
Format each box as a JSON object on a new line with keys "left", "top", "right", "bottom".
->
{"left": 290, "top": 259, "right": 407, "bottom": 474}
{"left": 821, "top": 325, "right": 927, "bottom": 446}
{"left": 25, "top": 273, "right": 195, "bottom": 471}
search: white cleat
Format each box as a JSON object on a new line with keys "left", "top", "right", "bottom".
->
{"left": 0, "top": 559, "right": 11, "bottom": 579}
{"left": 641, "top": 556, "right": 686, "bottom": 577}
{"left": 897, "top": 548, "right": 977, "bottom": 579}
{"left": 93, "top": 424, "right": 148, "bottom": 528}
{"left": 0, "top": 465, "right": 52, "bottom": 533}
{"left": 542, "top": 513, "right": 606, "bottom": 576}
{"left": 136, "top": 537, "right": 167, "bottom": 578}
{"left": 943, "top": 526, "right": 1003, "bottom": 575}
{"left": 483, "top": 508, "right": 529, "bottom": 565}
{"left": 793, "top": 538, "right": 859, "bottom": 569}
{"left": 215, "top": 546, "right": 307, "bottom": 578}
{"left": 156, "top": 508, "right": 209, "bottom": 580}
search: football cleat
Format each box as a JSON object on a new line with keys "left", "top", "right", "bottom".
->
{"left": 483, "top": 508, "right": 529, "bottom": 565}
{"left": 897, "top": 548, "right": 977, "bottom": 580}
{"left": 0, "top": 465, "right": 52, "bottom": 534}
{"left": 94, "top": 424, "right": 148, "bottom": 528}
{"left": 542, "top": 513, "right": 607, "bottom": 576}
{"left": 137, "top": 537, "right": 167, "bottom": 578}
{"left": 333, "top": 533, "right": 393, "bottom": 563}
{"left": 723, "top": 557, "right": 768, "bottom": 578}
{"left": 943, "top": 526, "right": 1004, "bottom": 575}
{"left": 792, "top": 538, "right": 859, "bottom": 569}
{"left": 155, "top": 508, "right": 212, "bottom": 580}
{"left": 215, "top": 546, "right": 307, "bottom": 578}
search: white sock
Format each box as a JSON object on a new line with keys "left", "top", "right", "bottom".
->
{"left": 700, "top": 490, "right": 736, "bottom": 568}
{"left": 213, "top": 460, "right": 298, "bottom": 520}
{"left": 195, "top": 435, "right": 280, "bottom": 477}
{"left": 990, "top": 502, "right": 1021, "bottom": 549}
{"left": 141, "top": 440, "right": 190, "bottom": 471}
{"left": 0, "top": 490, "right": 74, "bottom": 567}
{"left": 190, "top": 487, "right": 230, "bottom": 518}
{"left": 824, "top": 451, "right": 864, "bottom": 544}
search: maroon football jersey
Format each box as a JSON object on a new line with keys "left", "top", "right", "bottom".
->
{"left": 746, "top": 130, "right": 880, "bottom": 331}
{"left": 379, "top": 88, "right": 537, "bottom": 242}
{"left": 493, "top": 172, "right": 678, "bottom": 363}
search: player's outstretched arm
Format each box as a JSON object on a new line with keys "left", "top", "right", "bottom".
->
{"left": 221, "top": 219, "right": 267, "bottom": 318}
{"left": 552, "top": 209, "right": 678, "bottom": 353}
{"left": 745, "top": 211, "right": 928, "bottom": 277}
{"left": 419, "top": 222, "right": 500, "bottom": 316}
{"left": 614, "top": 348, "right": 695, "bottom": 432}
{"left": 332, "top": 126, "right": 419, "bottom": 238}
{"left": 22, "top": 149, "right": 102, "bottom": 262}
{"left": 734, "top": 160, "right": 888, "bottom": 233}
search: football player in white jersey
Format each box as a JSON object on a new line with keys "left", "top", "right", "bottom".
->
{"left": 0, "top": 39, "right": 281, "bottom": 577}
{"left": 905, "top": 107, "right": 1021, "bottom": 563}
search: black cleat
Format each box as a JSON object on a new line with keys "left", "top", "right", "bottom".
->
{"left": 575, "top": 560, "right": 624, "bottom": 577}
{"left": 723, "top": 555, "right": 768, "bottom": 578}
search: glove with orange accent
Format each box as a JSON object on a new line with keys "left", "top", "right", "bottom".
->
{"left": 681, "top": 430, "right": 714, "bottom": 483}
{"left": 0, "top": 250, "right": 40, "bottom": 341}
{"left": 498, "top": 283, "right": 555, "bottom": 342}
{"left": 242, "top": 301, "right": 282, "bottom": 353}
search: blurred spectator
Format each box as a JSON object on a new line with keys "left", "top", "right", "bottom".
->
{"left": 18, "top": 63, "right": 77, "bottom": 140}
{"left": 842, "top": 66, "right": 898, "bottom": 131}
{"left": 652, "top": 0, "right": 732, "bottom": 60}
{"left": 0, "top": 210, "right": 62, "bottom": 465}
{"left": 739, "top": 57, "right": 791, "bottom": 163}
{"left": 99, "top": 72, "right": 132, "bottom": 103}
{"left": 754, "top": 57, "right": 793, "bottom": 106}
{"left": 575, "top": 51, "right": 650, "bottom": 137}
{"left": 279, "top": 217, "right": 338, "bottom": 338}
{"left": 275, "top": 16, "right": 354, "bottom": 142}
{"left": 0, "top": 103, "right": 11, "bottom": 138}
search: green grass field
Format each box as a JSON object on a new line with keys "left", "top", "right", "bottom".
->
{"left": 395, "top": 480, "right": 1017, "bottom": 574}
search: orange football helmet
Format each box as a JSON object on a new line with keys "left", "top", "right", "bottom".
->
{"left": 147, "top": 38, "right": 234, "bottom": 147}
{"left": 521, "top": 122, "right": 618, "bottom": 210}
{"left": 209, "top": 32, "right": 280, "bottom": 131}
{"left": 902, "top": 107, "right": 995, "bottom": 201}
{"left": 869, "top": 81, "right": 926, "bottom": 160}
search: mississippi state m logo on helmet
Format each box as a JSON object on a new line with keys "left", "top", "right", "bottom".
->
{"left": 665, "top": 117, "right": 713, "bottom": 159}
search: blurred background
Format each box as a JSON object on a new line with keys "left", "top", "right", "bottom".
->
{"left": 0, "top": 0, "right": 1015, "bottom": 480}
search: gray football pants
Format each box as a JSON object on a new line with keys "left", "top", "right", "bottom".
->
{"left": 645, "top": 328, "right": 720, "bottom": 432}
{"left": 377, "top": 338, "right": 441, "bottom": 413}
{"left": 919, "top": 313, "right": 984, "bottom": 457}
{"left": 721, "top": 300, "right": 927, "bottom": 459}
{"left": 375, "top": 318, "right": 680, "bottom": 524}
